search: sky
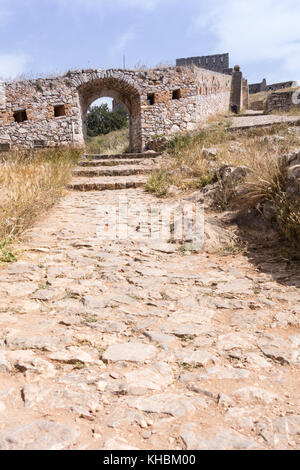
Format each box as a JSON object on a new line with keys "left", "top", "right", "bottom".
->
{"left": 0, "top": 0, "right": 299, "bottom": 86}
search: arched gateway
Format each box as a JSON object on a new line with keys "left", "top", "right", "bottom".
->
{"left": 0, "top": 67, "right": 233, "bottom": 152}
{"left": 76, "top": 72, "right": 142, "bottom": 153}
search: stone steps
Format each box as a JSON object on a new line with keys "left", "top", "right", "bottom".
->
{"left": 78, "top": 158, "right": 156, "bottom": 167}
{"left": 69, "top": 152, "right": 160, "bottom": 191}
{"left": 82, "top": 152, "right": 161, "bottom": 160}
{"left": 68, "top": 175, "right": 148, "bottom": 191}
{"left": 73, "top": 165, "right": 154, "bottom": 178}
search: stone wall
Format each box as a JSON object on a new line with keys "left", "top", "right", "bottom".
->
{"left": 267, "top": 89, "right": 300, "bottom": 112}
{"left": 267, "top": 81, "right": 298, "bottom": 92}
{"left": 249, "top": 79, "right": 297, "bottom": 94}
{"left": 250, "top": 100, "right": 265, "bottom": 111}
{"left": 0, "top": 66, "right": 232, "bottom": 152}
{"left": 176, "top": 53, "right": 232, "bottom": 75}
{"left": 0, "top": 76, "right": 82, "bottom": 149}
{"left": 141, "top": 68, "right": 231, "bottom": 147}
{"left": 176, "top": 53, "right": 230, "bottom": 74}
{"left": 0, "top": 81, "right": 5, "bottom": 107}
{"left": 249, "top": 79, "right": 267, "bottom": 94}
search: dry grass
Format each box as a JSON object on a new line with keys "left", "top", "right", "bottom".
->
{"left": 236, "top": 152, "right": 300, "bottom": 250}
{"left": 249, "top": 91, "right": 270, "bottom": 106}
{"left": 87, "top": 127, "right": 130, "bottom": 154}
{"left": 146, "top": 122, "right": 300, "bottom": 196}
{"left": 146, "top": 121, "right": 232, "bottom": 196}
{"left": 272, "top": 87, "right": 299, "bottom": 94}
{"left": 146, "top": 121, "right": 300, "bottom": 250}
{"left": 268, "top": 107, "right": 300, "bottom": 116}
{"left": 0, "top": 146, "right": 80, "bottom": 262}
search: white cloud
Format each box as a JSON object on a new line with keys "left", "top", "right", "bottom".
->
{"left": 109, "top": 32, "right": 135, "bottom": 57}
{"left": 192, "top": 0, "right": 300, "bottom": 81}
{"left": 0, "top": 53, "right": 31, "bottom": 79}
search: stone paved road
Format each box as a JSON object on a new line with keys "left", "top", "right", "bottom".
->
{"left": 230, "top": 114, "right": 300, "bottom": 130}
{"left": 0, "top": 188, "right": 299, "bottom": 450}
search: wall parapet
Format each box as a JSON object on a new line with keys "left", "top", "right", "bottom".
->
{"left": 176, "top": 53, "right": 232, "bottom": 75}
{"left": 249, "top": 79, "right": 297, "bottom": 94}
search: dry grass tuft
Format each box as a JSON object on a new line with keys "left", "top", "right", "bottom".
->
{"left": 87, "top": 127, "right": 130, "bottom": 155}
{"left": 268, "top": 107, "right": 300, "bottom": 116}
{"left": 146, "top": 120, "right": 300, "bottom": 250}
{"left": 249, "top": 91, "right": 270, "bottom": 105}
{"left": 0, "top": 146, "right": 80, "bottom": 261}
{"left": 147, "top": 122, "right": 300, "bottom": 196}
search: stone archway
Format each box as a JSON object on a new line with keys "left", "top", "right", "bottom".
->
{"left": 77, "top": 75, "right": 142, "bottom": 153}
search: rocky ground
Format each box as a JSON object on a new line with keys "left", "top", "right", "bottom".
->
{"left": 0, "top": 151, "right": 299, "bottom": 451}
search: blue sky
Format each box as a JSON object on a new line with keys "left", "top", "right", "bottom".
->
{"left": 0, "top": 0, "right": 299, "bottom": 85}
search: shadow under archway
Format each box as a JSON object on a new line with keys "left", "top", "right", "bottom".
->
{"left": 78, "top": 77, "right": 142, "bottom": 153}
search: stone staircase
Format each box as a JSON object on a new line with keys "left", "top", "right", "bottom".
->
{"left": 68, "top": 152, "right": 161, "bottom": 191}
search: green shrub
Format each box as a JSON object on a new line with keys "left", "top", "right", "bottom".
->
{"left": 87, "top": 104, "right": 128, "bottom": 137}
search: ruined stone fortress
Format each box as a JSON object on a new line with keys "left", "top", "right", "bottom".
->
{"left": 2, "top": 50, "right": 297, "bottom": 153}
{"left": 0, "top": 50, "right": 298, "bottom": 153}
{"left": 0, "top": 64, "right": 239, "bottom": 153}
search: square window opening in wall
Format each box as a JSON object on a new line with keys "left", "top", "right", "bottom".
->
{"left": 172, "top": 89, "right": 181, "bottom": 100}
{"left": 33, "top": 140, "right": 46, "bottom": 149}
{"left": 0, "top": 142, "right": 10, "bottom": 152}
{"left": 147, "top": 93, "right": 155, "bottom": 105}
{"left": 54, "top": 104, "right": 66, "bottom": 117}
{"left": 13, "top": 109, "right": 28, "bottom": 123}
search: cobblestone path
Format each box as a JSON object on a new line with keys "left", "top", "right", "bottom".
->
{"left": 0, "top": 152, "right": 299, "bottom": 450}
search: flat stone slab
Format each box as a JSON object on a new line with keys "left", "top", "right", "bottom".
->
{"left": 5, "top": 333, "right": 72, "bottom": 352}
{"left": 181, "top": 424, "right": 260, "bottom": 450}
{"left": 102, "top": 342, "right": 157, "bottom": 362}
{"left": 22, "top": 383, "right": 100, "bottom": 415}
{"left": 48, "top": 347, "right": 96, "bottom": 364}
{"left": 125, "top": 363, "right": 173, "bottom": 391}
{"left": 144, "top": 331, "right": 179, "bottom": 350}
{"left": 180, "top": 366, "right": 250, "bottom": 382}
{"left": 273, "top": 415, "right": 300, "bottom": 437}
{"left": 258, "top": 334, "right": 299, "bottom": 365}
{"left": 128, "top": 393, "right": 205, "bottom": 417}
{"left": 161, "top": 323, "right": 209, "bottom": 337}
{"left": 217, "top": 333, "right": 256, "bottom": 352}
{"left": 216, "top": 279, "right": 253, "bottom": 294}
{"left": 147, "top": 241, "right": 177, "bottom": 254}
{"left": 31, "top": 289, "right": 59, "bottom": 301}
{"left": 0, "top": 421, "right": 79, "bottom": 450}
{"left": 232, "top": 386, "right": 279, "bottom": 405}
{"left": 135, "top": 267, "right": 168, "bottom": 277}
{"left": 8, "top": 350, "right": 56, "bottom": 378}
{"left": 173, "top": 349, "right": 217, "bottom": 367}
{"left": 0, "top": 352, "right": 12, "bottom": 372}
